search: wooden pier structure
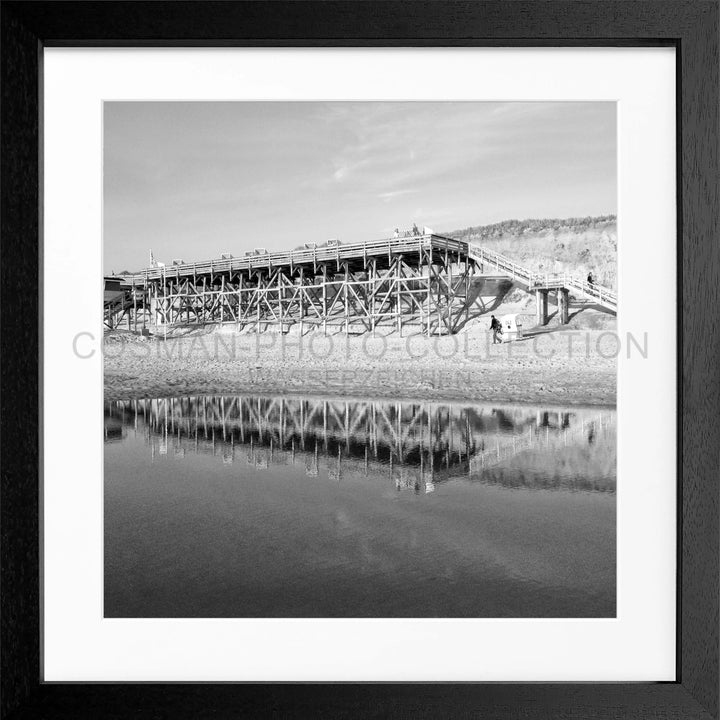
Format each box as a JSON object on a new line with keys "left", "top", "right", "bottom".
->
{"left": 104, "top": 233, "right": 617, "bottom": 333}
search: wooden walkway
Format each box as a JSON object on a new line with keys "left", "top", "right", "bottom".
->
{"left": 105, "top": 232, "right": 617, "bottom": 332}
{"left": 468, "top": 244, "right": 617, "bottom": 313}
{"left": 127, "top": 234, "right": 466, "bottom": 284}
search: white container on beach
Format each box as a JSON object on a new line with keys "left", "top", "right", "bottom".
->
{"left": 500, "top": 313, "right": 524, "bottom": 342}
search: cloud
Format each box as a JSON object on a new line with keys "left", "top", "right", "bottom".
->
{"left": 378, "top": 189, "right": 418, "bottom": 202}
{"left": 332, "top": 157, "right": 373, "bottom": 183}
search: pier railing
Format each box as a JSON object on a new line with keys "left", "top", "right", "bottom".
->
{"left": 467, "top": 245, "right": 536, "bottom": 288}
{"left": 126, "top": 235, "right": 617, "bottom": 311}
{"left": 468, "top": 243, "right": 617, "bottom": 312}
{"left": 129, "top": 234, "right": 466, "bottom": 284}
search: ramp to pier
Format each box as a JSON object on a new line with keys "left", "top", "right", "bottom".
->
{"left": 467, "top": 244, "right": 617, "bottom": 314}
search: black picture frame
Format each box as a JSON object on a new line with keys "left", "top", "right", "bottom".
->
{"left": 1, "top": 1, "right": 718, "bottom": 718}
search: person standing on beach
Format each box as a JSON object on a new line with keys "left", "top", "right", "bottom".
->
{"left": 490, "top": 315, "right": 502, "bottom": 344}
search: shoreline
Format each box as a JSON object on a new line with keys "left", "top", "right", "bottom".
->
{"left": 104, "top": 328, "right": 618, "bottom": 408}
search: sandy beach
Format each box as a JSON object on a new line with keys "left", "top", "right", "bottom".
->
{"left": 104, "top": 325, "right": 618, "bottom": 407}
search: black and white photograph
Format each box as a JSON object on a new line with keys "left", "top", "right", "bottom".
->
{"left": 5, "top": 0, "right": 717, "bottom": 712}
{"left": 103, "top": 101, "right": 619, "bottom": 619}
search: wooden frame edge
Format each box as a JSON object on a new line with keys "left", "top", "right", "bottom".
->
{"left": 1, "top": 2, "right": 717, "bottom": 718}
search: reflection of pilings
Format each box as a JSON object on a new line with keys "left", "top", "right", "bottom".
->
{"left": 138, "top": 423, "right": 616, "bottom": 494}
{"left": 466, "top": 415, "right": 608, "bottom": 475}
{"left": 107, "top": 395, "right": 588, "bottom": 465}
{"left": 106, "top": 395, "right": 616, "bottom": 493}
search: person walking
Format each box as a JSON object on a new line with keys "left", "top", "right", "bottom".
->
{"left": 490, "top": 315, "right": 502, "bottom": 344}
{"left": 587, "top": 271, "right": 594, "bottom": 285}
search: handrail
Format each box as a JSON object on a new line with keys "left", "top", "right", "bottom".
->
{"left": 467, "top": 245, "right": 534, "bottom": 283}
{"left": 127, "top": 233, "right": 465, "bottom": 284}
{"left": 468, "top": 243, "right": 616, "bottom": 309}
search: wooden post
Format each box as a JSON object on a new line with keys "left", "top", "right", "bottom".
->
{"left": 155, "top": 282, "right": 161, "bottom": 330}
{"left": 535, "top": 289, "right": 548, "bottom": 326}
{"left": 278, "top": 270, "right": 283, "bottom": 333}
{"left": 322, "top": 265, "right": 328, "bottom": 336}
{"left": 345, "top": 401, "right": 350, "bottom": 451}
{"left": 132, "top": 280, "right": 137, "bottom": 332}
{"left": 446, "top": 254, "right": 453, "bottom": 333}
{"left": 395, "top": 256, "right": 402, "bottom": 337}
{"left": 142, "top": 278, "right": 147, "bottom": 331}
{"left": 464, "top": 251, "right": 470, "bottom": 327}
{"left": 240, "top": 273, "right": 242, "bottom": 332}
{"left": 220, "top": 275, "right": 225, "bottom": 325}
{"left": 371, "top": 259, "right": 377, "bottom": 337}
{"left": 256, "top": 271, "right": 262, "bottom": 332}
{"left": 437, "top": 264, "right": 442, "bottom": 336}
{"left": 558, "top": 288, "right": 570, "bottom": 324}
{"left": 344, "top": 263, "right": 349, "bottom": 335}
{"left": 299, "top": 266, "right": 304, "bottom": 337}
{"left": 426, "top": 249, "right": 432, "bottom": 337}
{"left": 193, "top": 264, "right": 197, "bottom": 325}
{"left": 153, "top": 282, "right": 164, "bottom": 325}
{"left": 323, "top": 400, "right": 328, "bottom": 449}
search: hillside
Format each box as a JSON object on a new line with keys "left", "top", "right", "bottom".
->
{"left": 446, "top": 215, "right": 617, "bottom": 290}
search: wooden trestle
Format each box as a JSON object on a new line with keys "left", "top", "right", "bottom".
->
{"left": 105, "top": 232, "right": 617, "bottom": 334}
{"left": 120, "top": 234, "right": 493, "bottom": 336}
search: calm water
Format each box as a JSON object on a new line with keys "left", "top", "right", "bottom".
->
{"left": 104, "top": 395, "right": 616, "bottom": 618}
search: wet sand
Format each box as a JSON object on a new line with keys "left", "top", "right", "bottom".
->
{"left": 104, "top": 327, "right": 617, "bottom": 406}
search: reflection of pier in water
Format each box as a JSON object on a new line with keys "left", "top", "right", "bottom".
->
{"left": 105, "top": 396, "right": 615, "bottom": 494}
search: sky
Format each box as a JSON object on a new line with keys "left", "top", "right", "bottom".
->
{"left": 103, "top": 101, "right": 616, "bottom": 273}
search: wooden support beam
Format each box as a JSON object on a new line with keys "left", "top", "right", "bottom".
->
{"left": 322, "top": 265, "right": 328, "bottom": 336}
{"left": 299, "top": 267, "right": 305, "bottom": 337}
{"left": 220, "top": 275, "right": 225, "bottom": 325}
{"left": 370, "top": 259, "right": 377, "bottom": 337}
{"left": 344, "top": 262, "right": 350, "bottom": 335}
{"left": 237, "top": 273, "right": 243, "bottom": 331}
{"left": 396, "top": 255, "right": 402, "bottom": 337}
{"left": 278, "top": 269, "right": 283, "bottom": 333}
{"left": 558, "top": 288, "right": 570, "bottom": 324}
{"left": 132, "top": 281, "right": 137, "bottom": 333}
{"left": 425, "top": 248, "right": 431, "bottom": 337}
{"left": 536, "top": 289, "right": 549, "bottom": 327}
{"left": 256, "top": 271, "right": 262, "bottom": 331}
